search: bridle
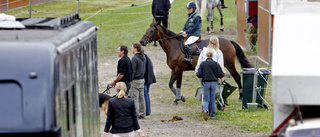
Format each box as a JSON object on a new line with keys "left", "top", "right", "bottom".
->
{"left": 143, "top": 24, "right": 182, "bottom": 44}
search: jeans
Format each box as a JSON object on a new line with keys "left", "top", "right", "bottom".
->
{"left": 129, "top": 79, "right": 145, "bottom": 117}
{"left": 144, "top": 84, "right": 151, "bottom": 115}
{"left": 202, "top": 81, "right": 217, "bottom": 117}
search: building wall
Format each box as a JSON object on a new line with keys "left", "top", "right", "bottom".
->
{"left": 257, "top": 0, "right": 271, "bottom": 64}
{"left": 236, "top": 0, "right": 247, "bottom": 48}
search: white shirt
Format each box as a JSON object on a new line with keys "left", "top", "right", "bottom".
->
{"left": 195, "top": 47, "right": 224, "bottom": 74}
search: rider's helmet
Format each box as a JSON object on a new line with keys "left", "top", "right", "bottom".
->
{"left": 186, "top": 1, "right": 196, "bottom": 9}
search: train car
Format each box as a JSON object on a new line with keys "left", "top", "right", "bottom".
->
{"left": 0, "top": 13, "right": 100, "bottom": 137}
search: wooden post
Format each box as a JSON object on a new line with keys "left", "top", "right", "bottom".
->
{"left": 252, "top": 57, "right": 258, "bottom": 103}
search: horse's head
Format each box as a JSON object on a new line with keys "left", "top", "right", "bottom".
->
{"left": 139, "top": 22, "right": 159, "bottom": 46}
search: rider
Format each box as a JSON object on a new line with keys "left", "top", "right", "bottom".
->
{"left": 180, "top": 1, "right": 202, "bottom": 64}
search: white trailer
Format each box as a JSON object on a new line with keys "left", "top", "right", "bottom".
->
{"left": 271, "top": 2, "right": 320, "bottom": 136}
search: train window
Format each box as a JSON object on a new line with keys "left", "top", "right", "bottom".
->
{"left": 72, "top": 85, "right": 76, "bottom": 124}
{"left": 66, "top": 90, "right": 70, "bottom": 131}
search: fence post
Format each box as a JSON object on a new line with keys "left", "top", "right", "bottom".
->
{"left": 29, "top": 0, "right": 32, "bottom": 18}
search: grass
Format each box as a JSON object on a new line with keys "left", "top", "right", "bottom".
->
{"left": 3, "top": 0, "right": 273, "bottom": 134}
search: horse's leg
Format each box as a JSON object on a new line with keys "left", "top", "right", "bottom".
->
{"left": 225, "top": 66, "right": 243, "bottom": 102}
{"left": 207, "top": 4, "right": 213, "bottom": 33}
{"left": 210, "top": 8, "right": 214, "bottom": 33}
{"left": 169, "top": 70, "right": 177, "bottom": 97}
{"left": 172, "top": 69, "right": 186, "bottom": 105}
{"left": 217, "top": 6, "right": 224, "bottom": 31}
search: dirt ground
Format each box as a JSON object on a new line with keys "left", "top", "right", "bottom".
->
{"left": 98, "top": 35, "right": 264, "bottom": 137}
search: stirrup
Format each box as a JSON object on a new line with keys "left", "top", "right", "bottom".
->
{"left": 183, "top": 58, "right": 193, "bottom": 64}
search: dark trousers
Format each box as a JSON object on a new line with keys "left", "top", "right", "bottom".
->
{"left": 155, "top": 16, "right": 168, "bottom": 28}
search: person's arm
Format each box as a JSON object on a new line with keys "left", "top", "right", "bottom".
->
{"left": 216, "top": 63, "right": 225, "bottom": 79}
{"left": 104, "top": 101, "right": 113, "bottom": 134}
{"left": 218, "top": 50, "right": 225, "bottom": 72}
{"left": 152, "top": 0, "right": 155, "bottom": 16}
{"left": 109, "top": 74, "right": 124, "bottom": 86}
{"left": 131, "top": 56, "right": 137, "bottom": 79}
{"left": 197, "top": 63, "right": 204, "bottom": 78}
{"left": 195, "top": 50, "right": 204, "bottom": 74}
{"left": 166, "top": 0, "right": 171, "bottom": 10}
{"left": 185, "top": 16, "right": 200, "bottom": 34}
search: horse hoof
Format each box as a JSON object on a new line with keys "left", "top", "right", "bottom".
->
{"left": 172, "top": 101, "right": 178, "bottom": 106}
{"left": 181, "top": 96, "right": 186, "bottom": 102}
{"left": 238, "top": 96, "right": 243, "bottom": 102}
{"left": 220, "top": 28, "right": 224, "bottom": 31}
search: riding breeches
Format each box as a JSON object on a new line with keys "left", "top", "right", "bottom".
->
{"left": 185, "top": 36, "right": 199, "bottom": 45}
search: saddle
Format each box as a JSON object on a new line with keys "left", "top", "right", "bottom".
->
{"left": 180, "top": 37, "right": 207, "bottom": 55}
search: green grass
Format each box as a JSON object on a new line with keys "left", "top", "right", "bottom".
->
{"left": 3, "top": 0, "right": 273, "bottom": 134}
{"left": 4, "top": 0, "right": 238, "bottom": 56}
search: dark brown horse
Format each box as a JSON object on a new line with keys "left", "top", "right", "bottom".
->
{"left": 139, "top": 22, "right": 252, "bottom": 105}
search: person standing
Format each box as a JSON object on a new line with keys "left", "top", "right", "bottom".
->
{"left": 129, "top": 43, "right": 146, "bottom": 119}
{"left": 102, "top": 82, "right": 146, "bottom": 137}
{"left": 152, "top": 0, "right": 171, "bottom": 28}
{"left": 197, "top": 50, "right": 225, "bottom": 120}
{"left": 141, "top": 47, "right": 156, "bottom": 116}
{"left": 195, "top": 35, "right": 224, "bottom": 75}
{"left": 180, "top": 1, "right": 202, "bottom": 64}
{"left": 109, "top": 45, "right": 132, "bottom": 94}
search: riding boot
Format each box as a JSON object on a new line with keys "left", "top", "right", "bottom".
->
{"left": 183, "top": 45, "right": 193, "bottom": 64}
{"left": 220, "top": 0, "right": 228, "bottom": 9}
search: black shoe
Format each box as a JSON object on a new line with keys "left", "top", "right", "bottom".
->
{"left": 221, "top": 5, "right": 228, "bottom": 9}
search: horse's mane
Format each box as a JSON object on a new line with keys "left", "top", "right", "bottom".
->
{"left": 151, "top": 23, "right": 184, "bottom": 41}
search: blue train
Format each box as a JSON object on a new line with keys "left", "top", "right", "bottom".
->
{"left": 0, "top": 13, "right": 100, "bottom": 137}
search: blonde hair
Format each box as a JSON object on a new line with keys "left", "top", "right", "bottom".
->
{"left": 206, "top": 50, "right": 214, "bottom": 58}
{"left": 115, "top": 82, "right": 127, "bottom": 98}
{"left": 207, "top": 36, "right": 219, "bottom": 52}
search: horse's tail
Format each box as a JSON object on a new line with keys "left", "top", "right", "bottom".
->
{"left": 230, "top": 41, "right": 253, "bottom": 68}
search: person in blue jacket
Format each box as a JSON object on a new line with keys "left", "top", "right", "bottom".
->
{"left": 180, "top": 1, "right": 202, "bottom": 64}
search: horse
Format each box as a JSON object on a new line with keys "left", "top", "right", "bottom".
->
{"left": 196, "top": 0, "right": 224, "bottom": 33}
{"left": 139, "top": 22, "right": 252, "bottom": 105}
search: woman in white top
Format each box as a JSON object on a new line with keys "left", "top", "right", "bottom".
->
{"left": 195, "top": 36, "right": 224, "bottom": 74}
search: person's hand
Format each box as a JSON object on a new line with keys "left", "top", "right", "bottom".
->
{"left": 221, "top": 77, "right": 225, "bottom": 83}
{"left": 195, "top": 73, "right": 197, "bottom": 76}
{"left": 109, "top": 81, "right": 116, "bottom": 87}
{"left": 179, "top": 31, "right": 186, "bottom": 35}
{"left": 139, "top": 132, "right": 146, "bottom": 137}
{"left": 101, "top": 132, "right": 107, "bottom": 137}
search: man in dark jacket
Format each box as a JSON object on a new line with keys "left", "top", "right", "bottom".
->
{"left": 197, "top": 50, "right": 224, "bottom": 120}
{"left": 141, "top": 47, "right": 156, "bottom": 116}
{"left": 152, "top": 0, "right": 171, "bottom": 28}
{"left": 129, "top": 43, "right": 146, "bottom": 119}
{"left": 109, "top": 45, "right": 132, "bottom": 93}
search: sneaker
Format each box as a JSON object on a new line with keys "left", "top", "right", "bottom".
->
{"left": 202, "top": 111, "right": 208, "bottom": 121}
